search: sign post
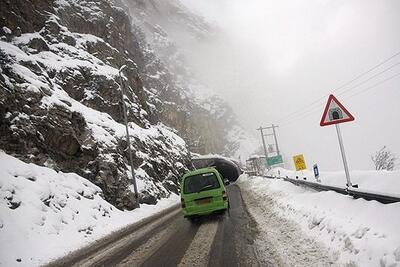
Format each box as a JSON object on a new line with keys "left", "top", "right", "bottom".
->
{"left": 293, "top": 154, "right": 307, "bottom": 171}
{"left": 313, "top": 164, "right": 320, "bottom": 182}
{"left": 335, "top": 124, "right": 352, "bottom": 187}
{"left": 320, "top": 94, "right": 355, "bottom": 187}
{"left": 293, "top": 154, "right": 307, "bottom": 179}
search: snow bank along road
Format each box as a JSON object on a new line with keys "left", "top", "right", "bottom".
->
{"left": 239, "top": 175, "right": 400, "bottom": 267}
{"left": 47, "top": 184, "right": 261, "bottom": 267}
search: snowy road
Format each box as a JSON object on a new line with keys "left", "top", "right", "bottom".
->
{"left": 47, "top": 184, "right": 336, "bottom": 267}
{"left": 47, "top": 184, "right": 259, "bottom": 266}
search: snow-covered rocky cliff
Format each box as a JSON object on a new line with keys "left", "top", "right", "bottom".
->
{"left": 0, "top": 0, "right": 251, "bottom": 209}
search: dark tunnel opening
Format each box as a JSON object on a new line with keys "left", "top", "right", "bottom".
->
{"left": 192, "top": 157, "right": 241, "bottom": 182}
{"left": 213, "top": 160, "right": 240, "bottom": 181}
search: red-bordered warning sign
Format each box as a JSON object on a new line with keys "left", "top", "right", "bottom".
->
{"left": 320, "top": 94, "right": 355, "bottom": 126}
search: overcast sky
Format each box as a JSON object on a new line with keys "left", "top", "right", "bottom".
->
{"left": 179, "top": 0, "right": 400, "bottom": 171}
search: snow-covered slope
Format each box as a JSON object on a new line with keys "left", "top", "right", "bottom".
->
{"left": 1, "top": 0, "right": 258, "bottom": 201}
{"left": 1, "top": 0, "right": 199, "bottom": 209}
{"left": 0, "top": 1, "right": 258, "bottom": 262}
{"left": 238, "top": 175, "right": 400, "bottom": 267}
{"left": 0, "top": 151, "right": 179, "bottom": 266}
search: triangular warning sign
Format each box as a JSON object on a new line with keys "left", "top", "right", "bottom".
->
{"left": 320, "top": 94, "right": 355, "bottom": 126}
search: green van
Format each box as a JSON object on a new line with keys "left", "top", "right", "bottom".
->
{"left": 180, "top": 167, "right": 229, "bottom": 220}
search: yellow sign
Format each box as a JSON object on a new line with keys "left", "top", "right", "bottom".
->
{"left": 293, "top": 154, "right": 307, "bottom": 171}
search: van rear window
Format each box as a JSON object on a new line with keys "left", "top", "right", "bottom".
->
{"left": 184, "top": 172, "right": 220, "bottom": 194}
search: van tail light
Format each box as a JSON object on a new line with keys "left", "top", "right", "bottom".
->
{"left": 222, "top": 191, "right": 228, "bottom": 201}
{"left": 181, "top": 198, "right": 186, "bottom": 208}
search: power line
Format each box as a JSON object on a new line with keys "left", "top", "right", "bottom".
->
{"left": 280, "top": 105, "right": 322, "bottom": 127}
{"left": 337, "top": 61, "right": 400, "bottom": 97}
{"left": 275, "top": 50, "right": 400, "bottom": 124}
{"left": 280, "top": 71, "right": 400, "bottom": 128}
{"left": 278, "top": 61, "right": 400, "bottom": 125}
{"left": 332, "top": 52, "right": 400, "bottom": 95}
{"left": 347, "top": 72, "right": 400, "bottom": 99}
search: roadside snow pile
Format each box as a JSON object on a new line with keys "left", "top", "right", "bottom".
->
{"left": 0, "top": 151, "right": 179, "bottom": 267}
{"left": 267, "top": 167, "right": 400, "bottom": 196}
{"left": 238, "top": 175, "right": 400, "bottom": 267}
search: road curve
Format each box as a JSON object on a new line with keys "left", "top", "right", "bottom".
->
{"left": 47, "top": 184, "right": 261, "bottom": 267}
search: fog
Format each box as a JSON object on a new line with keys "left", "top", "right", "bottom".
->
{"left": 176, "top": 0, "right": 400, "bottom": 171}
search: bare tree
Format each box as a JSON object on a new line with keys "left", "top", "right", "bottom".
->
{"left": 371, "top": 146, "right": 397, "bottom": 171}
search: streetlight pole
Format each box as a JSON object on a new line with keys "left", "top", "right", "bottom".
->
{"left": 119, "top": 65, "right": 140, "bottom": 208}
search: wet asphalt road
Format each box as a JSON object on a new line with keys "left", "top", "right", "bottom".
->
{"left": 48, "top": 184, "right": 260, "bottom": 267}
{"left": 140, "top": 184, "right": 259, "bottom": 267}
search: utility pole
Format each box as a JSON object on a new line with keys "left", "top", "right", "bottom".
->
{"left": 257, "top": 126, "right": 268, "bottom": 159}
{"left": 257, "top": 124, "right": 281, "bottom": 156}
{"left": 271, "top": 124, "right": 280, "bottom": 155}
{"left": 119, "top": 65, "right": 140, "bottom": 208}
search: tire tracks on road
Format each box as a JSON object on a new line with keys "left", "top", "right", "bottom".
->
{"left": 47, "top": 184, "right": 261, "bottom": 267}
{"left": 133, "top": 216, "right": 200, "bottom": 267}
{"left": 178, "top": 221, "right": 219, "bottom": 267}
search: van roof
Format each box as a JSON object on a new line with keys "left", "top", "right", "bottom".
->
{"left": 182, "top": 167, "right": 218, "bottom": 179}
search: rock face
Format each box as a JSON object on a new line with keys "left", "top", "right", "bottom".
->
{"left": 0, "top": 0, "right": 246, "bottom": 209}
{"left": 123, "top": 0, "right": 246, "bottom": 156}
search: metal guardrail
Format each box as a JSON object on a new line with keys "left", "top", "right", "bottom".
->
{"left": 262, "top": 175, "right": 400, "bottom": 204}
{"left": 347, "top": 188, "right": 400, "bottom": 204}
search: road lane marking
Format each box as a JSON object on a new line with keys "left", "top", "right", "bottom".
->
{"left": 178, "top": 220, "right": 219, "bottom": 267}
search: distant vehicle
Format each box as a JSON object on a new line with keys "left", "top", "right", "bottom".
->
{"left": 180, "top": 167, "right": 229, "bottom": 221}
